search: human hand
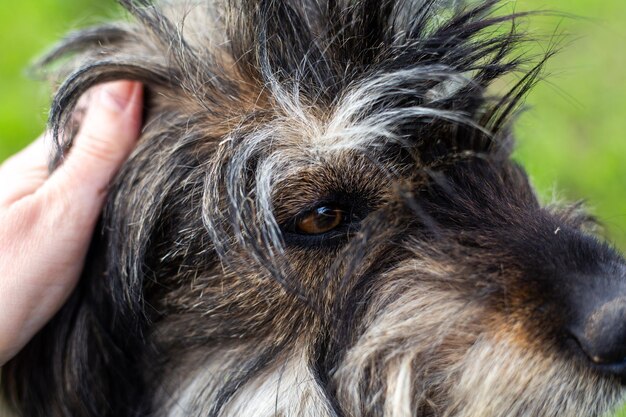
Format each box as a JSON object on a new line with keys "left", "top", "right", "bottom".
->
{"left": 0, "top": 81, "right": 143, "bottom": 365}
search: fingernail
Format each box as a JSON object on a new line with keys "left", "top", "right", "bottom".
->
{"left": 99, "top": 81, "right": 138, "bottom": 112}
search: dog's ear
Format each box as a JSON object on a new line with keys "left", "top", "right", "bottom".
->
{"left": 0, "top": 3, "right": 212, "bottom": 416}
{"left": 38, "top": 0, "right": 240, "bottom": 170}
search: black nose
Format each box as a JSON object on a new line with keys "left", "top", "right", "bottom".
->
{"left": 570, "top": 297, "right": 626, "bottom": 377}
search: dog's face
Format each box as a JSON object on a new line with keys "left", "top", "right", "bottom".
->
{"left": 4, "top": 1, "right": 626, "bottom": 416}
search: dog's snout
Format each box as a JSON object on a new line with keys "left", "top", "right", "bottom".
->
{"left": 569, "top": 297, "right": 626, "bottom": 377}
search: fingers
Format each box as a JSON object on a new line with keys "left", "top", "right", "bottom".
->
{"left": 0, "top": 82, "right": 143, "bottom": 364}
{"left": 0, "top": 135, "right": 52, "bottom": 206}
{"left": 46, "top": 81, "right": 143, "bottom": 209}
{"left": 0, "top": 81, "right": 144, "bottom": 210}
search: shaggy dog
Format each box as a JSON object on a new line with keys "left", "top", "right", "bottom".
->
{"left": 3, "top": 0, "right": 626, "bottom": 416}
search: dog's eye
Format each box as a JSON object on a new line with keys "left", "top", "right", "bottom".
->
{"left": 296, "top": 206, "right": 344, "bottom": 235}
{"left": 282, "top": 196, "right": 369, "bottom": 247}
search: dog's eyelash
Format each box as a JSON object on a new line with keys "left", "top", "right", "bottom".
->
{"left": 295, "top": 206, "right": 346, "bottom": 235}
{"left": 281, "top": 202, "right": 366, "bottom": 247}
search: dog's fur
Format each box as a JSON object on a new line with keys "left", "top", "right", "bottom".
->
{"left": 3, "top": 0, "right": 626, "bottom": 416}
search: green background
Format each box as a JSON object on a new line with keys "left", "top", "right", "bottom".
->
{"left": 0, "top": 1, "right": 625, "bottom": 416}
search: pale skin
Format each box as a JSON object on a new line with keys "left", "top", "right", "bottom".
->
{"left": 0, "top": 81, "right": 144, "bottom": 366}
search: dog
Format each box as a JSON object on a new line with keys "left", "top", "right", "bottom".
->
{"left": 3, "top": 0, "right": 626, "bottom": 416}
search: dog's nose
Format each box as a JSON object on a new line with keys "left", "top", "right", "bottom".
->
{"left": 570, "top": 297, "right": 626, "bottom": 377}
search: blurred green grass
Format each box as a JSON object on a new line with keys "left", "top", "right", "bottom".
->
{"left": 0, "top": 0, "right": 118, "bottom": 158}
{"left": 0, "top": 1, "right": 625, "bottom": 416}
{"left": 514, "top": 0, "right": 626, "bottom": 253}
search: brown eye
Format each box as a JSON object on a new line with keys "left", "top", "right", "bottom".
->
{"left": 296, "top": 206, "right": 344, "bottom": 235}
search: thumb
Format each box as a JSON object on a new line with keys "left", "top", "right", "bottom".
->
{"left": 48, "top": 81, "right": 143, "bottom": 201}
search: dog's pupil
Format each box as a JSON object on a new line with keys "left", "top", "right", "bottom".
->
{"left": 297, "top": 206, "right": 344, "bottom": 234}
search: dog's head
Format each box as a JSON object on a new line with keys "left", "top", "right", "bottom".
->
{"left": 3, "top": 0, "right": 626, "bottom": 416}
